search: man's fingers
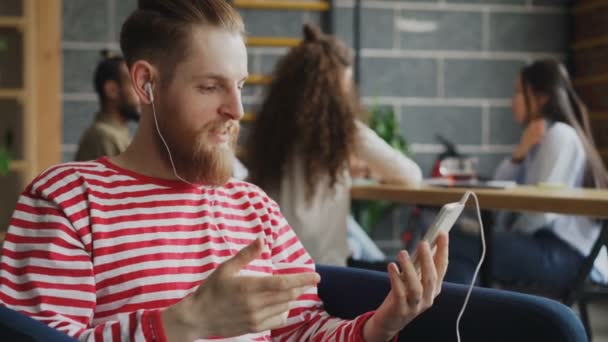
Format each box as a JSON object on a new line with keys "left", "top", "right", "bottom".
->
{"left": 245, "top": 273, "right": 320, "bottom": 293}
{"left": 252, "top": 305, "right": 292, "bottom": 332}
{"left": 253, "top": 285, "right": 312, "bottom": 307}
{"left": 433, "top": 233, "right": 449, "bottom": 283}
{"left": 398, "top": 250, "right": 422, "bottom": 308}
{"left": 418, "top": 241, "right": 438, "bottom": 305}
{"left": 218, "top": 238, "right": 264, "bottom": 275}
{"left": 387, "top": 262, "right": 406, "bottom": 299}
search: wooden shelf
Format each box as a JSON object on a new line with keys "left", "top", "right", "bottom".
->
{"left": 575, "top": 0, "right": 608, "bottom": 14}
{"left": 9, "top": 160, "right": 27, "bottom": 172}
{"left": 242, "top": 112, "right": 255, "bottom": 122}
{"left": 247, "top": 74, "right": 272, "bottom": 85}
{"left": 590, "top": 112, "right": 608, "bottom": 121}
{"left": 0, "top": 16, "right": 24, "bottom": 28}
{"left": 0, "top": 89, "right": 24, "bottom": 100}
{"left": 573, "top": 35, "right": 608, "bottom": 50}
{"left": 233, "top": 0, "right": 329, "bottom": 11}
{"left": 574, "top": 74, "right": 608, "bottom": 87}
{"left": 0, "top": 1, "right": 62, "bottom": 230}
{"left": 247, "top": 36, "right": 300, "bottom": 47}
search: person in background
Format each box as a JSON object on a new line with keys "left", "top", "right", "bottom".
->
{"left": 74, "top": 50, "right": 141, "bottom": 161}
{"left": 235, "top": 154, "right": 386, "bottom": 263}
{"left": 247, "top": 24, "right": 422, "bottom": 266}
{"left": 446, "top": 59, "right": 608, "bottom": 289}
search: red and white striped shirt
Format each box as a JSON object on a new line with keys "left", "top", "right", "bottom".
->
{"left": 0, "top": 158, "right": 374, "bottom": 341}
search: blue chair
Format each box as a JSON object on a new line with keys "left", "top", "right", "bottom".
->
{"left": 0, "top": 304, "right": 76, "bottom": 341}
{"left": 317, "top": 264, "right": 588, "bottom": 342}
{"left": 0, "top": 266, "right": 587, "bottom": 342}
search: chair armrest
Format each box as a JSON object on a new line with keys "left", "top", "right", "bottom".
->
{"left": 0, "top": 305, "right": 77, "bottom": 342}
{"left": 316, "top": 265, "right": 586, "bottom": 342}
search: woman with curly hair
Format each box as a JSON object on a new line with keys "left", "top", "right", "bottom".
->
{"left": 247, "top": 24, "right": 422, "bottom": 266}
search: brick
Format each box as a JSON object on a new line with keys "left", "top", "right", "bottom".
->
{"left": 400, "top": 106, "right": 483, "bottom": 145}
{"left": 62, "top": 101, "right": 98, "bottom": 145}
{"left": 489, "top": 12, "right": 567, "bottom": 52}
{"left": 361, "top": 57, "right": 437, "bottom": 97}
{"left": 63, "top": 49, "right": 101, "bottom": 93}
{"left": 399, "top": 10, "right": 482, "bottom": 51}
{"left": 63, "top": 0, "right": 109, "bottom": 42}
{"left": 489, "top": 106, "right": 522, "bottom": 145}
{"left": 444, "top": 59, "right": 524, "bottom": 99}
{"left": 115, "top": 0, "right": 137, "bottom": 41}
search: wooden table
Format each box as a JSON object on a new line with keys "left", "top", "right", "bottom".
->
{"left": 351, "top": 183, "right": 608, "bottom": 336}
{"left": 351, "top": 184, "right": 608, "bottom": 218}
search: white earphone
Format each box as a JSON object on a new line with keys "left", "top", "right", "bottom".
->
{"left": 146, "top": 79, "right": 196, "bottom": 187}
{"left": 143, "top": 79, "right": 236, "bottom": 250}
{"left": 144, "top": 82, "right": 154, "bottom": 102}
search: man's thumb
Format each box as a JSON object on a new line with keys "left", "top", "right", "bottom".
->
{"left": 219, "top": 238, "right": 263, "bottom": 275}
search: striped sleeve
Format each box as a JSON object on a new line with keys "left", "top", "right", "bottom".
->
{"left": 264, "top": 197, "right": 376, "bottom": 342}
{"left": 0, "top": 171, "right": 167, "bottom": 342}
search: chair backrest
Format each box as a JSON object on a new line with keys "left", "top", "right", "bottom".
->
{"left": 316, "top": 264, "right": 588, "bottom": 342}
{"left": 0, "top": 305, "right": 77, "bottom": 342}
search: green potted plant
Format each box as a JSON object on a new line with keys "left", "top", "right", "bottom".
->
{"left": 0, "top": 130, "right": 13, "bottom": 176}
{"left": 0, "top": 37, "right": 12, "bottom": 176}
{"left": 368, "top": 105, "right": 410, "bottom": 155}
{"left": 357, "top": 105, "right": 410, "bottom": 233}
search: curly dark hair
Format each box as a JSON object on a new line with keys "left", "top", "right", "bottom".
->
{"left": 247, "top": 24, "right": 361, "bottom": 200}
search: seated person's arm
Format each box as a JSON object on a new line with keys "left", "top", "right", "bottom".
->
{"left": 353, "top": 121, "right": 422, "bottom": 187}
{"left": 494, "top": 119, "right": 545, "bottom": 181}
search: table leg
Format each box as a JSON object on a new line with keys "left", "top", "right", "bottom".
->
{"left": 480, "top": 210, "right": 494, "bottom": 287}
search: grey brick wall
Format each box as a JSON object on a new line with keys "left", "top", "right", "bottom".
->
{"left": 61, "top": 0, "right": 135, "bottom": 160}
{"left": 62, "top": 0, "right": 569, "bottom": 171}
{"left": 327, "top": 0, "right": 568, "bottom": 178}
{"left": 61, "top": 0, "right": 569, "bottom": 256}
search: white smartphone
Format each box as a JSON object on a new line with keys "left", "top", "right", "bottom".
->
{"left": 411, "top": 194, "right": 468, "bottom": 265}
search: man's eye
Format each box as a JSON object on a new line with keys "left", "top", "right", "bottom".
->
{"left": 199, "top": 85, "right": 218, "bottom": 92}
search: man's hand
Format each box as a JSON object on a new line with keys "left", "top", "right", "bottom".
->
{"left": 512, "top": 119, "right": 545, "bottom": 163}
{"left": 363, "top": 233, "right": 449, "bottom": 342}
{"left": 161, "top": 238, "right": 320, "bottom": 341}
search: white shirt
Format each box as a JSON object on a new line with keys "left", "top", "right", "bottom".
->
{"left": 494, "top": 121, "right": 608, "bottom": 283}
{"left": 266, "top": 121, "right": 422, "bottom": 265}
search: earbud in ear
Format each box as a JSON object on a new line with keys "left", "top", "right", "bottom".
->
{"left": 144, "top": 82, "right": 154, "bottom": 102}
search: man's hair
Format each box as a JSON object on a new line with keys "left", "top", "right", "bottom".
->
{"left": 120, "top": 0, "right": 244, "bottom": 85}
{"left": 247, "top": 24, "right": 360, "bottom": 200}
{"left": 94, "top": 49, "right": 125, "bottom": 102}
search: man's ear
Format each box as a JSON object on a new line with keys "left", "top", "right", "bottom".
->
{"left": 130, "top": 60, "right": 158, "bottom": 104}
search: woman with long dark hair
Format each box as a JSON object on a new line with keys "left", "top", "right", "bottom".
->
{"left": 446, "top": 59, "right": 608, "bottom": 288}
{"left": 247, "top": 25, "right": 422, "bottom": 266}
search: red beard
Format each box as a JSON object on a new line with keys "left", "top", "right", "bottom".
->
{"left": 158, "top": 116, "right": 240, "bottom": 186}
